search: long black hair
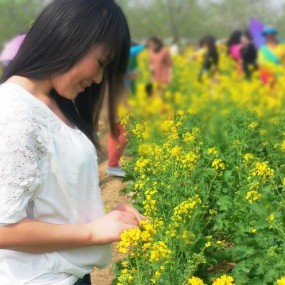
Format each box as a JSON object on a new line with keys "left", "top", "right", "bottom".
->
{"left": 226, "top": 30, "right": 242, "bottom": 54}
{"left": 147, "top": 36, "right": 164, "bottom": 53}
{"left": 205, "top": 36, "right": 219, "bottom": 66}
{"left": 2, "top": 0, "right": 130, "bottom": 148}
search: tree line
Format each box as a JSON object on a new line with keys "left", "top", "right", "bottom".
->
{"left": 0, "top": 0, "right": 283, "bottom": 48}
{"left": 117, "top": 0, "right": 285, "bottom": 43}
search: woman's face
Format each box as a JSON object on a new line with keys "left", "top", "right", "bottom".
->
{"left": 148, "top": 41, "right": 158, "bottom": 52}
{"left": 241, "top": 35, "right": 250, "bottom": 45}
{"left": 265, "top": 34, "right": 277, "bottom": 44}
{"left": 51, "top": 45, "right": 109, "bottom": 100}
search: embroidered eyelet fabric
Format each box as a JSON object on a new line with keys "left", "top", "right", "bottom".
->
{"left": 0, "top": 83, "right": 111, "bottom": 285}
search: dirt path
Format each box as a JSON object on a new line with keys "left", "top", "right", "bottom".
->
{"left": 90, "top": 134, "right": 128, "bottom": 285}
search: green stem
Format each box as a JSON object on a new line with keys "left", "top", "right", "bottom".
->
{"left": 272, "top": 222, "right": 285, "bottom": 238}
{"left": 135, "top": 257, "right": 143, "bottom": 285}
{"left": 181, "top": 248, "right": 206, "bottom": 285}
{"left": 204, "top": 173, "right": 218, "bottom": 204}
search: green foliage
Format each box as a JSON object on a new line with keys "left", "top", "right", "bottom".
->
{"left": 114, "top": 51, "right": 285, "bottom": 283}
{"left": 0, "top": 0, "right": 46, "bottom": 47}
{"left": 116, "top": 0, "right": 285, "bottom": 42}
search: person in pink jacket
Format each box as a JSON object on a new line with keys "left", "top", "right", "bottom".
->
{"left": 147, "top": 36, "right": 172, "bottom": 90}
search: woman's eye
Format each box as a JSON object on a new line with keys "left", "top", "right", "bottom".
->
{"left": 98, "top": 61, "right": 104, "bottom": 68}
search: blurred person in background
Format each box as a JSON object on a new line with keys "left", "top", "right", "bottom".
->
{"left": 125, "top": 41, "right": 144, "bottom": 94}
{"left": 258, "top": 26, "right": 285, "bottom": 85}
{"left": 226, "top": 30, "right": 243, "bottom": 75}
{"left": 0, "top": 33, "right": 26, "bottom": 72}
{"left": 106, "top": 41, "right": 144, "bottom": 178}
{"left": 147, "top": 36, "right": 172, "bottom": 94}
{"left": 197, "top": 35, "right": 219, "bottom": 82}
{"left": 189, "top": 37, "right": 207, "bottom": 62}
{"left": 240, "top": 30, "right": 258, "bottom": 79}
{"left": 106, "top": 120, "right": 128, "bottom": 178}
{"left": 170, "top": 38, "right": 179, "bottom": 55}
{"left": 0, "top": 0, "right": 144, "bottom": 284}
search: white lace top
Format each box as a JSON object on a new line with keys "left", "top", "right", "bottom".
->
{"left": 0, "top": 83, "right": 112, "bottom": 285}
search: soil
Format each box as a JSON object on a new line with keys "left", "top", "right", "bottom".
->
{"left": 90, "top": 124, "right": 128, "bottom": 285}
{"left": 91, "top": 158, "right": 127, "bottom": 285}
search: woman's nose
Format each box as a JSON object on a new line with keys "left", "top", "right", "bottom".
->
{"left": 93, "top": 69, "right": 104, "bottom": 84}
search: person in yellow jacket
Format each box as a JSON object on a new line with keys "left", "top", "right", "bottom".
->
{"left": 258, "top": 27, "right": 285, "bottom": 85}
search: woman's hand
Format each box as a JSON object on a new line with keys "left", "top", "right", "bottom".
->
{"left": 0, "top": 204, "right": 144, "bottom": 252}
{"left": 114, "top": 203, "right": 145, "bottom": 223}
{"left": 87, "top": 204, "right": 145, "bottom": 245}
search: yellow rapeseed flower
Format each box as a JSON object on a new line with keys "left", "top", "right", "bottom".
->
{"left": 207, "top": 147, "right": 218, "bottom": 156}
{"left": 246, "top": 190, "right": 262, "bottom": 204}
{"left": 248, "top": 122, "right": 258, "bottom": 129}
{"left": 251, "top": 228, "right": 257, "bottom": 234}
{"left": 212, "top": 159, "right": 225, "bottom": 174}
{"left": 277, "top": 277, "right": 285, "bottom": 285}
{"left": 249, "top": 161, "right": 274, "bottom": 181}
{"left": 243, "top": 153, "right": 254, "bottom": 162}
{"left": 117, "top": 228, "right": 141, "bottom": 254}
{"left": 149, "top": 241, "right": 171, "bottom": 262}
{"left": 187, "top": 276, "right": 206, "bottom": 285}
{"left": 183, "top": 132, "right": 196, "bottom": 143}
{"left": 205, "top": 241, "right": 212, "bottom": 248}
{"left": 212, "top": 275, "right": 235, "bottom": 285}
{"left": 267, "top": 213, "right": 276, "bottom": 223}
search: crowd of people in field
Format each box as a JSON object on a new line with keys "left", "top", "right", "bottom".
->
{"left": 107, "top": 26, "right": 285, "bottom": 178}
{"left": 106, "top": 26, "right": 285, "bottom": 179}
{"left": 200, "top": 27, "right": 285, "bottom": 84}
{"left": 140, "top": 26, "right": 285, "bottom": 89}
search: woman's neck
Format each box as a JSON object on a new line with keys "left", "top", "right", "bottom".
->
{"left": 6, "top": 75, "right": 58, "bottom": 110}
{"left": 6, "top": 75, "right": 75, "bottom": 129}
{"left": 7, "top": 76, "right": 52, "bottom": 99}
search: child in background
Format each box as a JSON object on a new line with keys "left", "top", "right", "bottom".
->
{"left": 198, "top": 36, "right": 219, "bottom": 82}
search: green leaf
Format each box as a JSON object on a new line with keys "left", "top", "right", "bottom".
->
{"left": 216, "top": 196, "right": 233, "bottom": 211}
{"left": 231, "top": 246, "right": 255, "bottom": 261}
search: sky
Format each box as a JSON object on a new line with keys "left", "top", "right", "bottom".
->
{"left": 206, "top": 0, "right": 285, "bottom": 4}
{"left": 271, "top": 0, "right": 285, "bottom": 6}
{"left": 126, "top": 0, "right": 285, "bottom": 8}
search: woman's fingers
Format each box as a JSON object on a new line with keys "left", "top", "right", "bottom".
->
{"left": 118, "top": 211, "right": 139, "bottom": 226}
{"left": 89, "top": 211, "right": 140, "bottom": 244}
{"left": 140, "top": 214, "right": 146, "bottom": 220}
{"left": 115, "top": 203, "right": 145, "bottom": 223}
{"left": 121, "top": 223, "right": 139, "bottom": 232}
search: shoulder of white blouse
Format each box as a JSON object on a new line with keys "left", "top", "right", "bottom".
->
{"left": 0, "top": 86, "right": 51, "bottom": 155}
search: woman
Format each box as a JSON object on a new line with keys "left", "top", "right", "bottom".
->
{"left": 240, "top": 30, "right": 257, "bottom": 79}
{"left": 0, "top": 0, "right": 143, "bottom": 284}
{"left": 147, "top": 36, "right": 172, "bottom": 90}
{"left": 258, "top": 26, "right": 285, "bottom": 85}
{"left": 197, "top": 35, "right": 219, "bottom": 82}
{"left": 226, "top": 30, "right": 243, "bottom": 75}
{"left": 106, "top": 42, "right": 144, "bottom": 178}
{"left": 226, "top": 30, "right": 242, "bottom": 61}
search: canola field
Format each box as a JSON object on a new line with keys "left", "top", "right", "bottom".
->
{"left": 114, "top": 48, "right": 285, "bottom": 285}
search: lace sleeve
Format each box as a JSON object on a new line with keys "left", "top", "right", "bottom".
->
{"left": 0, "top": 97, "right": 49, "bottom": 224}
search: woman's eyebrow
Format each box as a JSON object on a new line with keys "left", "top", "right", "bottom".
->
{"left": 100, "top": 47, "right": 114, "bottom": 63}
{"left": 103, "top": 53, "right": 113, "bottom": 62}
